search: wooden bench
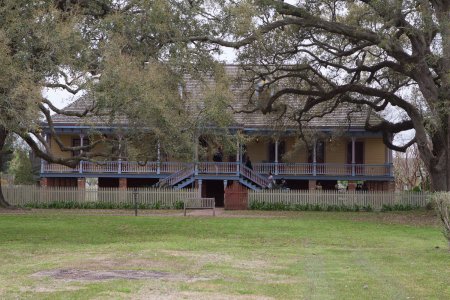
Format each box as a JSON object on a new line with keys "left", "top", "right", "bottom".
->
{"left": 183, "top": 198, "right": 215, "bottom": 216}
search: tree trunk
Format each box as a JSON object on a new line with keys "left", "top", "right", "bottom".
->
{"left": 0, "top": 127, "right": 11, "bottom": 208}
{"left": 429, "top": 168, "right": 449, "bottom": 192}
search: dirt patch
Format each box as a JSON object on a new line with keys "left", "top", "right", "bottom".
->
{"left": 33, "top": 269, "right": 210, "bottom": 282}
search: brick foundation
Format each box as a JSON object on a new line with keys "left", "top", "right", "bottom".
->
{"left": 224, "top": 181, "right": 248, "bottom": 210}
{"left": 347, "top": 181, "right": 357, "bottom": 191}
{"left": 119, "top": 178, "right": 127, "bottom": 190}
{"left": 366, "top": 181, "right": 396, "bottom": 191}
{"left": 77, "top": 178, "right": 86, "bottom": 189}
{"left": 40, "top": 178, "right": 48, "bottom": 188}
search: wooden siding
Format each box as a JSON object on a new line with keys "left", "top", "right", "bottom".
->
{"left": 364, "top": 138, "right": 386, "bottom": 164}
{"left": 48, "top": 134, "right": 387, "bottom": 165}
{"left": 325, "top": 139, "right": 346, "bottom": 163}
{"left": 246, "top": 139, "right": 270, "bottom": 162}
{"left": 50, "top": 134, "right": 74, "bottom": 159}
{"left": 283, "top": 137, "right": 308, "bottom": 163}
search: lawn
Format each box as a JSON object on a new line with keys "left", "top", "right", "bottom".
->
{"left": 0, "top": 210, "right": 449, "bottom": 299}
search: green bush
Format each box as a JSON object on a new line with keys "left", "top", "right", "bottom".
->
{"left": 249, "top": 201, "right": 373, "bottom": 212}
{"left": 22, "top": 200, "right": 183, "bottom": 210}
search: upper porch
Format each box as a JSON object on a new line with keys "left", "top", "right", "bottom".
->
{"left": 41, "top": 160, "right": 393, "bottom": 181}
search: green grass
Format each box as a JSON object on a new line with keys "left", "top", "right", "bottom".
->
{"left": 0, "top": 210, "right": 449, "bottom": 299}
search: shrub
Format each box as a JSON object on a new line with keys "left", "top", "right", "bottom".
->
{"left": 432, "top": 192, "right": 450, "bottom": 251}
{"left": 22, "top": 200, "right": 182, "bottom": 210}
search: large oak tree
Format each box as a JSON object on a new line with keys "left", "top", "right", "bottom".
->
{"left": 190, "top": 0, "right": 450, "bottom": 191}
{"left": 0, "top": 0, "right": 230, "bottom": 207}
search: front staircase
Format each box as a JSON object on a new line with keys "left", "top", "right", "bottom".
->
{"left": 156, "top": 165, "right": 195, "bottom": 189}
{"left": 156, "top": 163, "right": 270, "bottom": 191}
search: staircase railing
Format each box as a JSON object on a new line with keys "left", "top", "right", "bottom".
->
{"left": 240, "top": 165, "right": 271, "bottom": 188}
{"left": 157, "top": 164, "right": 195, "bottom": 188}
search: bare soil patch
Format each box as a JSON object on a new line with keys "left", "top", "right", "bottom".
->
{"left": 33, "top": 269, "right": 210, "bottom": 282}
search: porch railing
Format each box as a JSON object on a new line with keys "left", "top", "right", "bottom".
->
{"left": 241, "top": 165, "right": 272, "bottom": 188}
{"left": 157, "top": 165, "right": 195, "bottom": 187}
{"left": 196, "top": 162, "right": 239, "bottom": 174}
{"left": 42, "top": 161, "right": 393, "bottom": 177}
{"left": 254, "top": 163, "right": 392, "bottom": 177}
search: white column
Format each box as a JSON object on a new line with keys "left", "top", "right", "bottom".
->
{"left": 312, "top": 138, "right": 317, "bottom": 176}
{"left": 236, "top": 139, "right": 240, "bottom": 175}
{"left": 387, "top": 139, "right": 394, "bottom": 176}
{"left": 194, "top": 134, "right": 199, "bottom": 162}
{"left": 198, "top": 179, "right": 202, "bottom": 198}
{"left": 223, "top": 180, "right": 228, "bottom": 190}
{"left": 41, "top": 133, "right": 50, "bottom": 173}
{"left": 275, "top": 140, "right": 279, "bottom": 175}
{"left": 157, "top": 140, "right": 161, "bottom": 175}
{"left": 79, "top": 133, "right": 84, "bottom": 174}
{"left": 118, "top": 134, "right": 123, "bottom": 174}
{"left": 351, "top": 136, "right": 356, "bottom": 176}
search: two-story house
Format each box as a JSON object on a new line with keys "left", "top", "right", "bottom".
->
{"left": 40, "top": 66, "right": 394, "bottom": 205}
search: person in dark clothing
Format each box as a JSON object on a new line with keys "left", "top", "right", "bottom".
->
{"left": 213, "top": 147, "right": 223, "bottom": 162}
{"left": 213, "top": 147, "right": 223, "bottom": 174}
{"left": 245, "top": 156, "right": 253, "bottom": 170}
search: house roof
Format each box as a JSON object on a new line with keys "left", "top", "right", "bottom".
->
{"left": 47, "top": 65, "right": 380, "bottom": 131}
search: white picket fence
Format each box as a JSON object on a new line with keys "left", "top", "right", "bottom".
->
{"left": 249, "top": 190, "right": 430, "bottom": 211}
{"left": 2, "top": 186, "right": 199, "bottom": 208}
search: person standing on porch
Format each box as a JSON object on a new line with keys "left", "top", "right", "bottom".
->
{"left": 245, "top": 156, "right": 253, "bottom": 170}
{"left": 213, "top": 147, "right": 223, "bottom": 174}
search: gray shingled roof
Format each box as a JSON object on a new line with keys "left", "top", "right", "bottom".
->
{"left": 48, "top": 65, "right": 378, "bottom": 129}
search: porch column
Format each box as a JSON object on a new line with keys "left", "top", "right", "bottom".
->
{"left": 157, "top": 140, "right": 161, "bottom": 175}
{"left": 118, "top": 134, "right": 123, "bottom": 174}
{"left": 79, "top": 133, "right": 84, "bottom": 174}
{"left": 388, "top": 148, "right": 394, "bottom": 176}
{"left": 224, "top": 180, "right": 228, "bottom": 190}
{"left": 40, "top": 177, "right": 49, "bottom": 188}
{"left": 351, "top": 136, "right": 356, "bottom": 176}
{"left": 194, "top": 134, "right": 199, "bottom": 162}
{"left": 119, "top": 178, "right": 127, "bottom": 190}
{"left": 308, "top": 180, "right": 316, "bottom": 191}
{"left": 275, "top": 139, "right": 279, "bottom": 175}
{"left": 348, "top": 181, "right": 357, "bottom": 191}
{"left": 236, "top": 139, "right": 240, "bottom": 175}
{"left": 194, "top": 134, "right": 199, "bottom": 175}
{"left": 312, "top": 138, "right": 317, "bottom": 176}
{"left": 41, "top": 133, "right": 50, "bottom": 174}
{"left": 77, "top": 178, "right": 86, "bottom": 189}
{"left": 197, "top": 179, "right": 202, "bottom": 197}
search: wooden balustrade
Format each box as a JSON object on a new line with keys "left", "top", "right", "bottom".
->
{"left": 196, "top": 162, "right": 238, "bottom": 174}
{"left": 241, "top": 165, "right": 271, "bottom": 188}
{"left": 42, "top": 161, "right": 392, "bottom": 177}
{"left": 158, "top": 165, "right": 195, "bottom": 187}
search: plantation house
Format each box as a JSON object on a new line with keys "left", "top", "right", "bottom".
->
{"left": 40, "top": 66, "right": 394, "bottom": 205}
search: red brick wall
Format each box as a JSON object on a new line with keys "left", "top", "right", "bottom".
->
{"left": 224, "top": 181, "right": 248, "bottom": 210}
{"left": 119, "top": 178, "right": 127, "bottom": 190}
{"left": 40, "top": 178, "right": 48, "bottom": 188}
{"left": 77, "top": 178, "right": 86, "bottom": 189}
{"left": 366, "top": 181, "right": 395, "bottom": 191}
